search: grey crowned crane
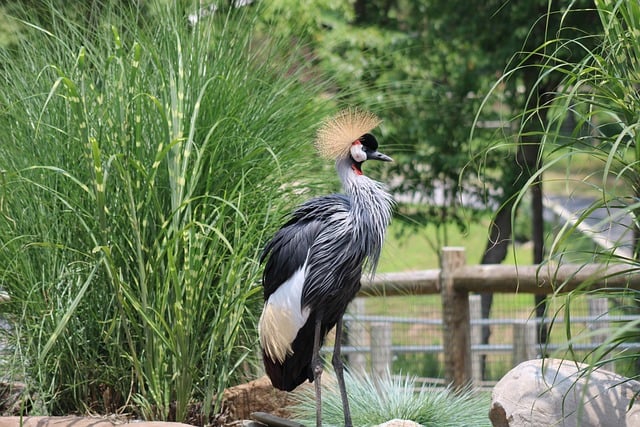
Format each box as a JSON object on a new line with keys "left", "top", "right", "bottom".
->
{"left": 258, "top": 109, "right": 394, "bottom": 427}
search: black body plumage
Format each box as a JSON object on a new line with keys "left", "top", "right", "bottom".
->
{"left": 258, "top": 121, "right": 393, "bottom": 427}
{"left": 260, "top": 159, "right": 393, "bottom": 386}
{"left": 260, "top": 194, "right": 366, "bottom": 390}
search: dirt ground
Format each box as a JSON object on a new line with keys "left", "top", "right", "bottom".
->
{"left": 0, "top": 377, "right": 299, "bottom": 427}
{"left": 215, "top": 376, "right": 301, "bottom": 425}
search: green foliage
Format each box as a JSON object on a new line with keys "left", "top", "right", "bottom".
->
{"left": 392, "top": 353, "right": 442, "bottom": 379}
{"left": 0, "top": 1, "right": 331, "bottom": 422}
{"left": 0, "top": 5, "right": 24, "bottom": 48}
{"left": 290, "top": 370, "right": 491, "bottom": 427}
{"left": 265, "top": 0, "right": 598, "bottom": 258}
{"left": 311, "top": 3, "right": 497, "bottom": 232}
{"left": 487, "top": 0, "right": 640, "bottom": 376}
{"left": 256, "top": 2, "right": 499, "bottom": 236}
{"left": 551, "top": 0, "right": 640, "bottom": 373}
{"left": 515, "top": 0, "right": 639, "bottom": 261}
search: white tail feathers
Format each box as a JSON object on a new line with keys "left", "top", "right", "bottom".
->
{"left": 259, "top": 304, "right": 298, "bottom": 363}
{"left": 259, "top": 266, "right": 310, "bottom": 363}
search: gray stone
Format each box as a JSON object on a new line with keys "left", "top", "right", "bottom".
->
{"left": 490, "top": 358, "right": 640, "bottom": 427}
{"left": 375, "top": 420, "right": 423, "bottom": 427}
{"left": 0, "top": 416, "right": 193, "bottom": 427}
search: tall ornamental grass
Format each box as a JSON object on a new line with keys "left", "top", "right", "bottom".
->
{"left": 482, "top": 0, "right": 640, "bottom": 376}
{"left": 537, "top": 0, "right": 640, "bottom": 374}
{"left": 0, "top": 1, "right": 330, "bottom": 422}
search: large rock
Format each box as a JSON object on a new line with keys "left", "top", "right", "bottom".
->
{"left": 490, "top": 358, "right": 640, "bottom": 427}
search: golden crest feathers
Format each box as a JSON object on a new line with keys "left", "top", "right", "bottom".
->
{"left": 315, "top": 108, "right": 382, "bottom": 160}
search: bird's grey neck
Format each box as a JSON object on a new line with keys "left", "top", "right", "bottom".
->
{"left": 336, "top": 157, "right": 394, "bottom": 273}
{"left": 336, "top": 157, "right": 389, "bottom": 198}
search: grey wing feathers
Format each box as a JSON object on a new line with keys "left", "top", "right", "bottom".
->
{"left": 301, "top": 216, "right": 364, "bottom": 311}
{"left": 261, "top": 194, "right": 351, "bottom": 299}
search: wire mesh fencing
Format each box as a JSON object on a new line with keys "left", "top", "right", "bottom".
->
{"left": 326, "top": 291, "right": 640, "bottom": 390}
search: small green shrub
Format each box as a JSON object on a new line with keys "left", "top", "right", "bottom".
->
{"left": 290, "top": 370, "right": 491, "bottom": 427}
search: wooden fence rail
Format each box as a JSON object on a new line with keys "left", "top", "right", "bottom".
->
{"left": 354, "top": 246, "right": 640, "bottom": 389}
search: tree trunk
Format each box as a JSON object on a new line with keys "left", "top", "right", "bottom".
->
{"left": 353, "top": 0, "right": 368, "bottom": 23}
{"left": 479, "top": 81, "right": 554, "bottom": 378}
{"left": 479, "top": 163, "right": 523, "bottom": 378}
{"left": 527, "top": 87, "right": 555, "bottom": 351}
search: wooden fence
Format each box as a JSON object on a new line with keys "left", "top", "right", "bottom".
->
{"left": 348, "top": 247, "right": 640, "bottom": 389}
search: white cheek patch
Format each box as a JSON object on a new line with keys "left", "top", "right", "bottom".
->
{"left": 350, "top": 142, "right": 367, "bottom": 163}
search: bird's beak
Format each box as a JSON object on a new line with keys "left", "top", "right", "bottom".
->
{"left": 367, "top": 150, "right": 393, "bottom": 162}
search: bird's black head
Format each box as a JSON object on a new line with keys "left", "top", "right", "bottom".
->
{"left": 350, "top": 134, "right": 393, "bottom": 173}
{"left": 359, "top": 133, "right": 379, "bottom": 151}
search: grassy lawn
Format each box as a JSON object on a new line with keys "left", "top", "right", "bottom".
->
{"left": 378, "top": 214, "right": 534, "bottom": 273}
{"left": 372, "top": 210, "right": 541, "bottom": 317}
{"left": 542, "top": 150, "right": 634, "bottom": 200}
{"left": 358, "top": 208, "right": 616, "bottom": 380}
{"left": 371, "top": 211, "right": 544, "bottom": 322}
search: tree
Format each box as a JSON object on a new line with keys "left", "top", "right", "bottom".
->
{"left": 483, "top": 0, "right": 640, "bottom": 377}
{"left": 297, "top": 0, "right": 600, "bottom": 378}
{"left": 305, "top": 1, "right": 501, "bottom": 246}
{"left": 472, "top": 1, "right": 599, "bottom": 372}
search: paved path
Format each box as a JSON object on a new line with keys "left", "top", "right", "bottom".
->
{"left": 396, "top": 187, "right": 636, "bottom": 258}
{"left": 545, "top": 195, "right": 634, "bottom": 258}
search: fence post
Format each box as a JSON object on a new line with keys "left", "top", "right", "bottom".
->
{"left": 588, "top": 297, "right": 614, "bottom": 372}
{"left": 440, "top": 247, "right": 471, "bottom": 389}
{"left": 370, "top": 322, "right": 392, "bottom": 378}
{"left": 469, "top": 294, "right": 482, "bottom": 386}
{"left": 512, "top": 321, "right": 537, "bottom": 366}
{"left": 347, "top": 298, "right": 367, "bottom": 374}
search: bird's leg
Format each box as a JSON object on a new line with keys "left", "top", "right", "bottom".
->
{"left": 312, "top": 315, "right": 324, "bottom": 427}
{"left": 332, "top": 317, "right": 353, "bottom": 427}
